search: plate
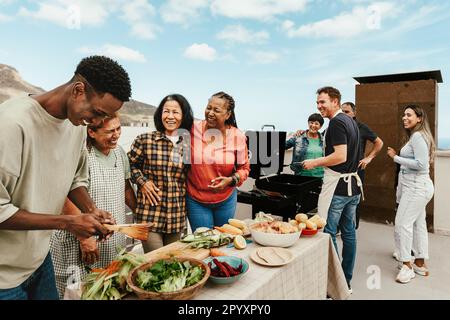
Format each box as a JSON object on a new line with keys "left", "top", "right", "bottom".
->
{"left": 250, "top": 247, "right": 294, "bottom": 267}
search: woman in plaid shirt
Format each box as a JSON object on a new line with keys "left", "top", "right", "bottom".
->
{"left": 128, "top": 94, "right": 194, "bottom": 253}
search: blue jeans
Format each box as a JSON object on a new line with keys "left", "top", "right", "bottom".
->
{"left": 187, "top": 189, "right": 237, "bottom": 231}
{"left": 324, "top": 194, "right": 361, "bottom": 287}
{"left": 0, "top": 253, "right": 59, "bottom": 300}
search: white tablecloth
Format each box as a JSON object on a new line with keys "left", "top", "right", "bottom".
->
{"left": 195, "top": 232, "right": 350, "bottom": 300}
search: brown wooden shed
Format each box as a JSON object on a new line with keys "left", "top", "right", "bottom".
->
{"left": 353, "top": 70, "right": 443, "bottom": 231}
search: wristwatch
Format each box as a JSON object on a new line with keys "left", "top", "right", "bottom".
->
{"left": 229, "top": 174, "right": 240, "bottom": 187}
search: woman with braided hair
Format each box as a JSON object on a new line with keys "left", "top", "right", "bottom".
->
{"left": 186, "top": 92, "right": 250, "bottom": 231}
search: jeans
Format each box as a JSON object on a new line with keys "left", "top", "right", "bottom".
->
{"left": 0, "top": 253, "right": 59, "bottom": 300}
{"left": 187, "top": 189, "right": 237, "bottom": 231}
{"left": 394, "top": 172, "right": 434, "bottom": 262}
{"left": 324, "top": 194, "right": 361, "bottom": 287}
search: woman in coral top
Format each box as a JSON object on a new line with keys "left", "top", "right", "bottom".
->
{"left": 187, "top": 91, "right": 250, "bottom": 231}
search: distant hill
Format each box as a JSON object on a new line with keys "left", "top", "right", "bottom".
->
{"left": 0, "top": 63, "right": 156, "bottom": 124}
{"left": 0, "top": 64, "right": 44, "bottom": 101}
{"left": 119, "top": 99, "right": 156, "bottom": 126}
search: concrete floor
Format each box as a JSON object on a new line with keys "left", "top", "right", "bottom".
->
{"left": 234, "top": 203, "right": 450, "bottom": 300}
{"left": 344, "top": 221, "right": 450, "bottom": 300}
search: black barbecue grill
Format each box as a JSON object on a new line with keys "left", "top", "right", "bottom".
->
{"left": 237, "top": 126, "right": 322, "bottom": 221}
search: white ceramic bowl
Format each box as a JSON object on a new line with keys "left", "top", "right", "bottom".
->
{"left": 250, "top": 228, "right": 301, "bottom": 248}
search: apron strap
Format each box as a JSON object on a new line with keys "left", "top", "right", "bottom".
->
{"left": 341, "top": 172, "right": 365, "bottom": 201}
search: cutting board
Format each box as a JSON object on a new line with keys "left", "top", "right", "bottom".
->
{"left": 144, "top": 241, "right": 210, "bottom": 261}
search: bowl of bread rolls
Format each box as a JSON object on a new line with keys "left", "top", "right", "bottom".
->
{"left": 289, "top": 213, "right": 326, "bottom": 236}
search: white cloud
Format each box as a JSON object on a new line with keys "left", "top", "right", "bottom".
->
{"left": 217, "top": 25, "right": 269, "bottom": 44}
{"left": 160, "top": 0, "right": 209, "bottom": 25}
{"left": 18, "top": 0, "right": 118, "bottom": 28}
{"left": 78, "top": 44, "right": 147, "bottom": 63}
{"left": 282, "top": 2, "right": 399, "bottom": 38}
{"left": 17, "top": 0, "right": 160, "bottom": 39}
{"left": 0, "top": 13, "right": 12, "bottom": 22}
{"left": 248, "top": 50, "right": 280, "bottom": 64}
{"left": 184, "top": 43, "right": 217, "bottom": 61}
{"left": 120, "top": 0, "right": 160, "bottom": 40}
{"left": 211, "top": 0, "right": 308, "bottom": 21}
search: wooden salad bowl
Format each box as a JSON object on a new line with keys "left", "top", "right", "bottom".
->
{"left": 127, "top": 257, "right": 210, "bottom": 300}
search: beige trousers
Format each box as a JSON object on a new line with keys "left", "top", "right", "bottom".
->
{"left": 141, "top": 232, "right": 182, "bottom": 253}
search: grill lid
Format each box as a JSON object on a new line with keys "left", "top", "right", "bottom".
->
{"left": 245, "top": 130, "right": 287, "bottom": 179}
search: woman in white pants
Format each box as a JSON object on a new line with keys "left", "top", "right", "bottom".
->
{"left": 387, "top": 105, "right": 435, "bottom": 284}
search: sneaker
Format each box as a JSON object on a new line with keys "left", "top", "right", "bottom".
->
{"left": 396, "top": 265, "right": 415, "bottom": 284}
{"left": 412, "top": 263, "right": 429, "bottom": 276}
{"left": 348, "top": 287, "right": 353, "bottom": 295}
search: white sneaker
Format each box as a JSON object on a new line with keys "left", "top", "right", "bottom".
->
{"left": 412, "top": 263, "right": 429, "bottom": 276}
{"left": 396, "top": 265, "right": 415, "bottom": 284}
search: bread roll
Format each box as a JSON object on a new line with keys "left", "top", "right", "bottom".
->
{"left": 295, "top": 213, "right": 308, "bottom": 223}
{"left": 305, "top": 220, "right": 317, "bottom": 230}
{"left": 308, "top": 214, "right": 326, "bottom": 228}
{"left": 298, "top": 222, "right": 307, "bottom": 230}
{"left": 228, "top": 218, "right": 246, "bottom": 230}
{"left": 220, "top": 224, "right": 244, "bottom": 235}
{"left": 316, "top": 218, "right": 326, "bottom": 229}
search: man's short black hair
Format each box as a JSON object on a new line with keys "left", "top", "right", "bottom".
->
{"left": 75, "top": 55, "right": 131, "bottom": 102}
{"left": 154, "top": 94, "right": 194, "bottom": 133}
{"left": 308, "top": 113, "right": 324, "bottom": 126}
{"left": 342, "top": 102, "right": 356, "bottom": 113}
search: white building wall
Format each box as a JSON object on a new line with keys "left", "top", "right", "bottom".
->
{"left": 434, "top": 151, "right": 450, "bottom": 236}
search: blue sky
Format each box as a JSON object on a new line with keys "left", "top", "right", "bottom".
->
{"left": 1, "top": 0, "right": 449, "bottom": 146}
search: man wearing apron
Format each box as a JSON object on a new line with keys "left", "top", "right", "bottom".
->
{"left": 303, "top": 87, "right": 362, "bottom": 292}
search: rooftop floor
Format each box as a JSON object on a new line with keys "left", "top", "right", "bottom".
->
{"left": 346, "top": 221, "right": 450, "bottom": 300}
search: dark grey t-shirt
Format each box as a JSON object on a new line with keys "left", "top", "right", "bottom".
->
{"left": 325, "top": 113, "right": 361, "bottom": 196}
{"left": 356, "top": 119, "right": 378, "bottom": 161}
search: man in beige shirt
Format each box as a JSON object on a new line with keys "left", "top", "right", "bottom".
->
{"left": 0, "top": 56, "right": 132, "bottom": 300}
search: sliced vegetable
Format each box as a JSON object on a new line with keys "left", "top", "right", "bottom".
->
{"left": 210, "top": 259, "right": 244, "bottom": 278}
{"left": 81, "top": 249, "right": 146, "bottom": 300}
{"left": 210, "top": 248, "right": 227, "bottom": 257}
{"left": 180, "top": 230, "right": 233, "bottom": 249}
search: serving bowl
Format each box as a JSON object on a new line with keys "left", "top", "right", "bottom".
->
{"left": 205, "top": 256, "right": 249, "bottom": 285}
{"left": 127, "top": 257, "right": 210, "bottom": 300}
{"left": 301, "top": 228, "right": 319, "bottom": 236}
{"left": 250, "top": 228, "right": 301, "bottom": 247}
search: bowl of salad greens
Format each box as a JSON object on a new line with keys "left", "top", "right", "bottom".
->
{"left": 127, "top": 257, "right": 210, "bottom": 300}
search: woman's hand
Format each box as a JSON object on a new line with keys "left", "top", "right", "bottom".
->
{"left": 302, "top": 159, "right": 317, "bottom": 170}
{"left": 79, "top": 237, "right": 99, "bottom": 265}
{"left": 387, "top": 147, "right": 397, "bottom": 159}
{"left": 141, "top": 180, "right": 161, "bottom": 206}
{"left": 208, "top": 176, "right": 233, "bottom": 192}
